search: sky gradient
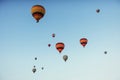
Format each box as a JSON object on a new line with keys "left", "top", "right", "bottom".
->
{"left": 0, "top": 0, "right": 120, "bottom": 80}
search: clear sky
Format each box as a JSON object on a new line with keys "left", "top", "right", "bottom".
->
{"left": 0, "top": 0, "right": 120, "bottom": 80}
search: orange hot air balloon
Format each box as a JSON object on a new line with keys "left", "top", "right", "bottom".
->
{"left": 31, "top": 5, "right": 45, "bottom": 23}
{"left": 80, "top": 38, "right": 88, "bottom": 47}
{"left": 56, "top": 42, "right": 65, "bottom": 53}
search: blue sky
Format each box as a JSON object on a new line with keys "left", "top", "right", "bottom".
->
{"left": 0, "top": 0, "right": 120, "bottom": 80}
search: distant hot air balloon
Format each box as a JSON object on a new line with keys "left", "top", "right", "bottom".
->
{"left": 31, "top": 5, "right": 45, "bottom": 23}
{"left": 32, "top": 66, "right": 36, "bottom": 73}
{"left": 41, "top": 67, "right": 44, "bottom": 70}
{"left": 96, "top": 9, "right": 100, "bottom": 13}
{"left": 35, "top": 57, "right": 37, "bottom": 60}
{"left": 52, "top": 33, "right": 55, "bottom": 38}
{"left": 63, "top": 55, "right": 68, "bottom": 62}
{"left": 56, "top": 42, "right": 65, "bottom": 53}
{"left": 104, "top": 51, "right": 107, "bottom": 54}
{"left": 48, "top": 44, "right": 51, "bottom": 47}
{"left": 80, "top": 38, "right": 88, "bottom": 47}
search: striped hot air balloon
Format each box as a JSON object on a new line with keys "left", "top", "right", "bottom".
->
{"left": 80, "top": 38, "right": 88, "bottom": 47}
{"left": 31, "top": 5, "right": 45, "bottom": 23}
{"left": 56, "top": 42, "right": 65, "bottom": 53}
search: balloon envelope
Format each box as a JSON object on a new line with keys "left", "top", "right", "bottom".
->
{"left": 48, "top": 44, "right": 51, "bottom": 47}
{"left": 63, "top": 55, "right": 68, "bottom": 62}
{"left": 35, "top": 57, "right": 37, "bottom": 60}
{"left": 52, "top": 33, "right": 55, "bottom": 38}
{"left": 56, "top": 42, "right": 65, "bottom": 53}
{"left": 104, "top": 51, "right": 107, "bottom": 54}
{"left": 80, "top": 38, "right": 88, "bottom": 47}
{"left": 31, "top": 5, "right": 45, "bottom": 23}
{"left": 96, "top": 9, "right": 100, "bottom": 13}
{"left": 41, "top": 67, "right": 44, "bottom": 70}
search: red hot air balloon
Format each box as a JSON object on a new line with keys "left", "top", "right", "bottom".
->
{"left": 56, "top": 42, "right": 65, "bottom": 53}
{"left": 80, "top": 38, "right": 88, "bottom": 47}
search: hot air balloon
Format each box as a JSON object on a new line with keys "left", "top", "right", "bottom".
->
{"left": 35, "top": 57, "right": 37, "bottom": 60}
{"left": 56, "top": 42, "right": 65, "bottom": 53}
{"left": 52, "top": 33, "right": 55, "bottom": 38}
{"left": 41, "top": 67, "right": 44, "bottom": 70}
{"left": 63, "top": 55, "right": 68, "bottom": 62}
{"left": 48, "top": 44, "right": 51, "bottom": 47}
{"left": 32, "top": 66, "right": 36, "bottom": 73}
{"left": 104, "top": 51, "right": 107, "bottom": 54}
{"left": 31, "top": 5, "right": 45, "bottom": 23}
{"left": 96, "top": 9, "right": 100, "bottom": 13}
{"left": 80, "top": 38, "right": 88, "bottom": 47}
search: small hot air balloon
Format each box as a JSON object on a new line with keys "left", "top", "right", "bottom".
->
{"left": 104, "top": 51, "right": 107, "bottom": 54}
{"left": 80, "top": 38, "right": 88, "bottom": 47}
{"left": 32, "top": 66, "right": 36, "bottom": 73}
{"left": 35, "top": 57, "right": 37, "bottom": 60}
{"left": 48, "top": 44, "right": 51, "bottom": 47}
{"left": 41, "top": 67, "right": 44, "bottom": 70}
{"left": 31, "top": 5, "right": 45, "bottom": 23}
{"left": 96, "top": 9, "right": 100, "bottom": 13}
{"left": 56, "top": 42, "right": 65, "bottom": 53}
{"left": 52, "top": 33, "right": 55, "bottom": 38}
{"left": 63, "top": 55, "right": 68, "bottom": 62}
